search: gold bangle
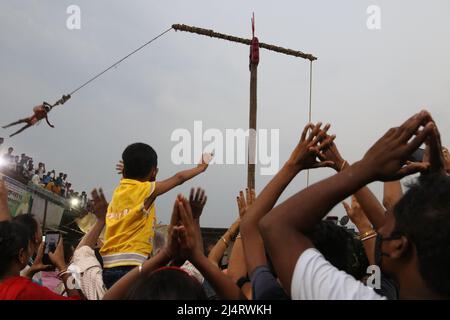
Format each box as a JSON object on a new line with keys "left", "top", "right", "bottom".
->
{"left": 221, "top": 236, "right": 229, "bottom": 246}
{"left": 359, "top": 230, "right": 376, "bottom": 241}
{"left": 361, "top": 233, "right": 377, "bottom": 242}
{"left": 340, "top": 160, "right": 348, "bottom": 172}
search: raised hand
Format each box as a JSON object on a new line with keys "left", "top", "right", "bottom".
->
{"left": 287, "top": 122, "right": 336, "bottom": 172}
{"left": 165, "top": 198, "right": 182, "bottom": 259}
{"left": 27, "top": 242, "right": 52, "bottom": 276}
{"left": 425, "top": 118, "right": 446, "bottom": 174}
{"left": 361, "top": 110, "right": 435, "bottom": 181}
{"left": 176, "top": 196, "right": 202, "bottom": 261}
{"left": 189, "top": 188, "right": 207, "bottom": 220}
{"left": 91, "top": 188, "right": 108, "bottom": 222}
{"left": 342, "top": 196, "right": 372, "bottom": 231}
{"left": 116, "top": 160, "right": 124, "bottom": 175}
{"left": 236, "top": 188, "right": 255, "bottom": 218}
{"left": 197, "top": 152, "right": 214, "bottom": 172}
{"left": 321, "top": 139, "right": 347, "bottom": 172}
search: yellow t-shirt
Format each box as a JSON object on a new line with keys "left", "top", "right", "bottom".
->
{"left": 100, "top": 179, "right": 156, "bottom": 268}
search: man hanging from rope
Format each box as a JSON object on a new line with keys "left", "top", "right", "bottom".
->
{"left": 2, "top": 95, "right": 70, "bottom": 137}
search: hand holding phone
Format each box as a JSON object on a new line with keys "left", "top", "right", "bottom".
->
{"left": 42, "top": 232, "right": 61, "bottom": 269}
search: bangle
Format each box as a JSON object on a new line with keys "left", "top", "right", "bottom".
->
{"left": 340, "top": 160, "right": 348, "bottom": 172}
{"left": 221, "top": 237, "right": 229, "bottom": 246}
{"left": 358, "top": 230, "right": 376, "bottom": 241}
{"left": 361, "top": 233, "right": 377, "bottom": 242}
{"left": 57, "top": 268, "right": 69, "bottom": 280}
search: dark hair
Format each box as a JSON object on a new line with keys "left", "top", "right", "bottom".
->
{"left": 13, "top": 214, "right": 39, "bottom": 242}
{"left": 122, "top": 143, "right": 158, "bottom": 180}
{"left": 308, "top": 220, "right": 369, "bottom": 280}
{"left": 393, "top": 173, "right": 450, "bottom": 298}
{"left": 0, "top": 221, "right": 30, "bottom": 278}
{"left": 126, "top": 267, "right": 206, "bottom": 300}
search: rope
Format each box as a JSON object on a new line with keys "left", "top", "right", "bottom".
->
{"left": 68, "top": 27, "right": 173, "bottom": 96}
{"left": 306, "top": 60, "right": 313, "bottom": 187}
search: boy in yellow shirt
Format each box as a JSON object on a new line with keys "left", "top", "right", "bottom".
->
{"left": 100, "top": 142, "right": 212, "bottom": 288}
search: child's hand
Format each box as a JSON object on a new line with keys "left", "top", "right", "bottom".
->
{"left": 189, "top": 188, "right": 207, "bottom": 220}
{"left": 116, "top": 160, "right": 124, "bottom": 175}
{"left": 197, "top": 153, "right": 214, "bottom": 171}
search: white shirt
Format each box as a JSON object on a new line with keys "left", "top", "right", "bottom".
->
{"left": 68, "top": 246, "right": 106, "bottom": 300}
{"left": 291, "top": 248, "right": 386, "bottom": 300}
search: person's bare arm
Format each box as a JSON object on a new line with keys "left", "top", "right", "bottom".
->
{"left": 0, "top": 179, "right": 11, "bottom": 221}
{"left": 76, "top": 189, "right": 107, "bottom": 250}
{"left": 260, "top": 111, "right": 434, "bottom": 294}
{"left": 241, "top": 123, "right": 335, "bottom": 276}
{"left": 354, "top": 186, "right": 386, "bottom": 230}
{"left": 207, "top": 218, "right": 240, "bottom": 267}
{"left": 228, "top": 189, "right": 254, "bottom": 286}
{"left": 343, "top": 196, "right": 375, "bottom": 265}
{"left": 155, "top": 153, "right": 213, "bottom": 197}
{"left": 142, "top": 153, "right": 213, "bottom": 210}
{"left": 321, "top": 138, "right": 386, "bottom": 229}
{"left": 177, "top": 196, "right": 245, "bottom": 300}
{"left": 48, "top": 237, "right": 81, "bottom": 298}
{"left": 383, "top": 181, "right": 403, "bottom": 211}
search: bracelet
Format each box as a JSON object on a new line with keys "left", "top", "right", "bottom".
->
{"left": 340, "top": 160, "right": 348, "bottom": 172}
{"left": 358, "top": 229, "right": 376, "bottom": 240}
{"left": 221, "top": 236, "right": 229, "bottom": 246}
{"left": 236, "top": 233, "right": 242, "bottom": 240}
{"left": 361, "top": 233, "right": 377, "bottom": 242}
{"left": 57, "top": 268, "right": 69, "bottom": 280}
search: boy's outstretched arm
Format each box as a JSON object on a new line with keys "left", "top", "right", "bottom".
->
{"left": 260, "top": 111, "right": 434, "bottom": 294}
{"left": 143, "top": 153, "right": 213, "bottom": 210}
{"left": 157, "top": 153, "right": 212, "bottom": 195}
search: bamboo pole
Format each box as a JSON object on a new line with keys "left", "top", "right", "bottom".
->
{"left": 172, "top": 24, "right": 317, "bottom": 61}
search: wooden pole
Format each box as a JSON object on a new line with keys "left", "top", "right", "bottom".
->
{"left": 248, "top": 62, "right": 257, "bottom": 190}
{"left": 173, "top": 21, "right": 317, "bottom": 190}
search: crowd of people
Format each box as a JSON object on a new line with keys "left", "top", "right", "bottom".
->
{"left": 0, "top": 110, "right": 450, "bottom": 300}
{"left": 0, "top": 144, "right": 87, "bottom": 207}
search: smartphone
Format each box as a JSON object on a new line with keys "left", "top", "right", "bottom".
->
{"left": 42, "top": 231, "right": 60, "bottom": 268}
{"left": 408, "top": 148, "right": 425, "bottom": 163}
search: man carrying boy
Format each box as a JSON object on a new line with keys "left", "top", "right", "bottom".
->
{"left": 101, "top": 142, "right": 212, "bottom": 288}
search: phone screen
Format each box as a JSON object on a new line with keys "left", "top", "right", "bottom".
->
{"left": 45, "top": 233, "right": 60, "bottom": 254}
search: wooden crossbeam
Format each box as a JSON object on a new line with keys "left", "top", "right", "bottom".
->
{"left": 172, "top": 24, "right": 317, "bottom": 61}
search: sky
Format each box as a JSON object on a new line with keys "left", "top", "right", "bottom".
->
{"left": 1, "top": 0, "right": 449, "bottom": 228}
